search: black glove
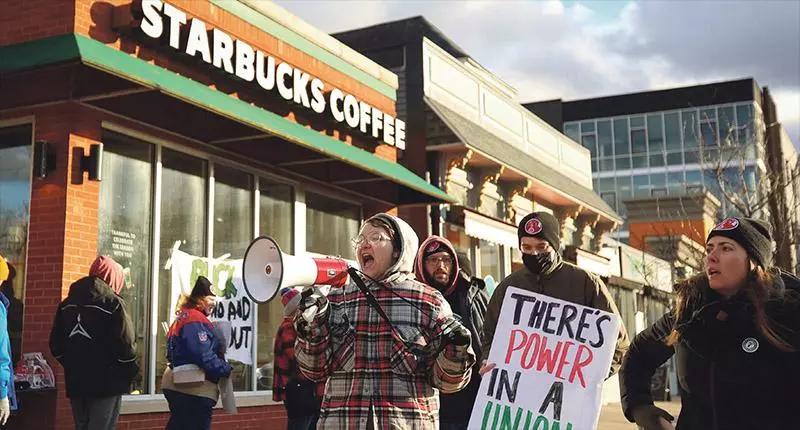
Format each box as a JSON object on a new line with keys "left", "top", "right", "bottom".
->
{"left": 445, "top": 323, "right": 472, "bottom": 347}
{"left": 631, "top": 404, "right": 675, "bottom": 430}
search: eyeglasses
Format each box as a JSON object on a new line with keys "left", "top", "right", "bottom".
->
{"left": 425, "top": 255, "right": 454, "bottom": 267}
{"left": 352, "top": 234, "right": 392, "bottom": 248}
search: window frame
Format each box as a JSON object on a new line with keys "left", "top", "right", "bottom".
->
{"left": 99, "top": 122, "right": 361, "bottom": 407}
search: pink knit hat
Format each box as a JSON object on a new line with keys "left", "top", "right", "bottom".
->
{"left": 90, "top": 255, "right": 125, "bottom": 295}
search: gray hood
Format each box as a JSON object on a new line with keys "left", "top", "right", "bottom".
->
{"left": 363, "top": 213, "right": 419, "bottom": 281}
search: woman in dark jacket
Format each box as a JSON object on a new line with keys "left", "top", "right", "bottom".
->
{"left": 619, "top": 217, "right": 800, "bottom": 430}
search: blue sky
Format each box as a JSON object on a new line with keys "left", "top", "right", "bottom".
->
{"left": 276, "top": 0, "right": 800, "bottom": 148}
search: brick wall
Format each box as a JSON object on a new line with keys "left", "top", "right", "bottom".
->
{"left": 10, "top": 103, "right": 102, "bottom": 428}
{"left": 0, "top": 0, "right": 74, "bottom": 46}
{"left": 116, "top": 405, "right": 287, "bottom": 429}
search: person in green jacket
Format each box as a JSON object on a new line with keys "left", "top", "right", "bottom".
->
{"left": 479, "top": 211, "right": 629, "bottom": 377}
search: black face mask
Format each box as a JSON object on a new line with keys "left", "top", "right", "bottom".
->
{"left": 522, "top": 251, "right": 556, "bottom": 274}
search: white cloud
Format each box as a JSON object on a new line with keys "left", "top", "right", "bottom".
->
{"left": 273, "top": 0, "right": 800, "bottom": 145}
{"left": 542, "top": 0, "right": 565, "bottom": 17}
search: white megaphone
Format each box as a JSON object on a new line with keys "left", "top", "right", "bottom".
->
{"left": 242, "top": 236, "right": 350, "bottom": 303}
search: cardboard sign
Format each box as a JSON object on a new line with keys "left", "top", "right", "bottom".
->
{"left": 468, "top": 287, "right": 621, "bottom": 430}
{"left": 169, "top": 249, "right": 253, "bottom": 365}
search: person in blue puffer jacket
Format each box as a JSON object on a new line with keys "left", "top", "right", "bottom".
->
{"left": 0, "top": 255, "right": 18, "bottom": 427}
{"left": 161, "top": 276, "right": 231, "bottom": 430}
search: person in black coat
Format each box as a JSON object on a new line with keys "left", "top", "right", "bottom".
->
{"left": 414, "top": 237, "right": 489, "bottom": 430}
{"left": 619, "top": 217, "right": 800, "bottom": 430}
{"left": 50, "top": 255, "right": 138, "bottom": 430}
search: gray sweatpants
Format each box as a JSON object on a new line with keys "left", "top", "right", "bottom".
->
{"left": 70, "top": 396, "right": 121, "bottom": 430}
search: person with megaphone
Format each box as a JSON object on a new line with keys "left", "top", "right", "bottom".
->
{"left": 293, "top": 213, "right": 476, "bottom": 429}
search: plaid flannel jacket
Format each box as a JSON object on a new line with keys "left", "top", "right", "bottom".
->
{"left": 272, "top": 318, "right": 326, "bottom": 402}
{"left": 295, "top": 275, "right": 475, "bottom": 430}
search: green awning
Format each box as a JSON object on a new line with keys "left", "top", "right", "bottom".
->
{"left": 0, "top": 34, "right": 453, "bottom": 205}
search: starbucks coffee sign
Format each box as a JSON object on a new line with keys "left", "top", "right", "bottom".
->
{"left": 127, "top": 0, "right": 406, "bottom": 149}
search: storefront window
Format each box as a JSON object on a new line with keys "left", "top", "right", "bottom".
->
{"left": 256, "top": 180, "right": 293, "bottom": 391}
{"left": 155, "top": 149, "right": 208, "bottom": 393}
{"left": 0, "top": 124, "right": 32, "bottom": 366}
{"left": 97, "top": 133, "right": 154, "bottom": 394}
{"left": 445, "top": 223, "right": 472, "bottom": 259}
{"left": 609, "top": 284, "right": 637, "bottom": 340}
{"left": 213, "top": 165, "right": 253, "bottom": 391}
{"left": 479, "top": 239, "right": 501, "bottom": 282}
{"left": 96, "top": 132, "right": 305, "bottom": 395}
{"left": 510, "top": 248, "right": 524, "bottom": 273}
{"left": 306, "top": 192, "right": 360, "bottom": 259}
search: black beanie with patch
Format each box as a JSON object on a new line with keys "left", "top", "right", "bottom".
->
{"left": 518, "top": 212, "right": 561, "bottom": 251}
{"left": 190, "top": 276, "right": 214, "bottom": 299}
{"left": 707, "top": 217, "right": 773, "bottom": 268}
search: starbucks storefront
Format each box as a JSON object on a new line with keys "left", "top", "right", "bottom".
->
{"left": 0, "top": 1, "right": 450, "bottom": 428}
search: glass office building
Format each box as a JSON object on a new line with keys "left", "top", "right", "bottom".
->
{"left": 565, "top": 102, "right": 759, "bottom": 217}
{"left": 534, "top": 79, "right": 770, "bottom": 241}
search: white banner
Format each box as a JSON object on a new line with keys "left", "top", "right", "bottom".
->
{"left": 169, "top": 249, "right": 253, "bottom": 365}
{"left": 468, "top": 287, "right": 620, "bottom": 430}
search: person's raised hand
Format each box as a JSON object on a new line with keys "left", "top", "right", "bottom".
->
{"left": 478, "top": 360, "right": 496, "bottom": 376}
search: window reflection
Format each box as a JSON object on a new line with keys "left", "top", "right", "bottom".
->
{"left": 479, "top": 239, "right": 501, "bottom": 282}
{"left": 306, "top": 192, "right": 359, "bottom": 260}
{"left": 213, "top": 165, "right": 254, "bottom": 390}
{"left": 0, "top": 125, "right": 32, "bottom": 368}
{"left": 97, "top": 133, "right": 154, "bottom": 394}
{"left": 256, "top": 180, "right": 293, "bottom": 391}
{"left": 155, "top": 149, "right": 208, "bottom": 393}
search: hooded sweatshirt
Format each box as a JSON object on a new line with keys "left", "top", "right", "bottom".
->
{"left": 295, "top": 214, "right": 476, "bottom": 430}
{"left": 414, "top": 236, "right": 489, "bottom": 423}
{"left": 49, "top": 258, "right": 139, "bottom": 398}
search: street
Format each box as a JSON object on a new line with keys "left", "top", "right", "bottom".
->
{"left": 598, "top": 401, "right": 681, "bottom": 429}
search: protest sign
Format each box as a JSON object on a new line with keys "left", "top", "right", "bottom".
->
{"left": 468, "top": 287, "right": 621, "bottom": 430}
{"left": 169, "top": 249, "right": 253, "bottom": 365}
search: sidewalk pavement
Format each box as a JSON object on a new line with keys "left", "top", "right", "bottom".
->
{"left": 598, "top": 401, "right": 681, "bottom": 429}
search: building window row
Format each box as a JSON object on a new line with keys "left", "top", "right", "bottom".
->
{"left": 565, "top": 103, "right": 757, "bottom": 173}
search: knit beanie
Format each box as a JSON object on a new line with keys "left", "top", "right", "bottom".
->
{"left": 518, "top": 212, "right": 561, "bottom": 251}
{"left": 422, "top": 239, "right": 452, "bottom": 261}
{"left": 707, "top": 217, "right": 773, "bottom": 268}
{"left": 190, "top": 276, "right": 214, "bottom": 299}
